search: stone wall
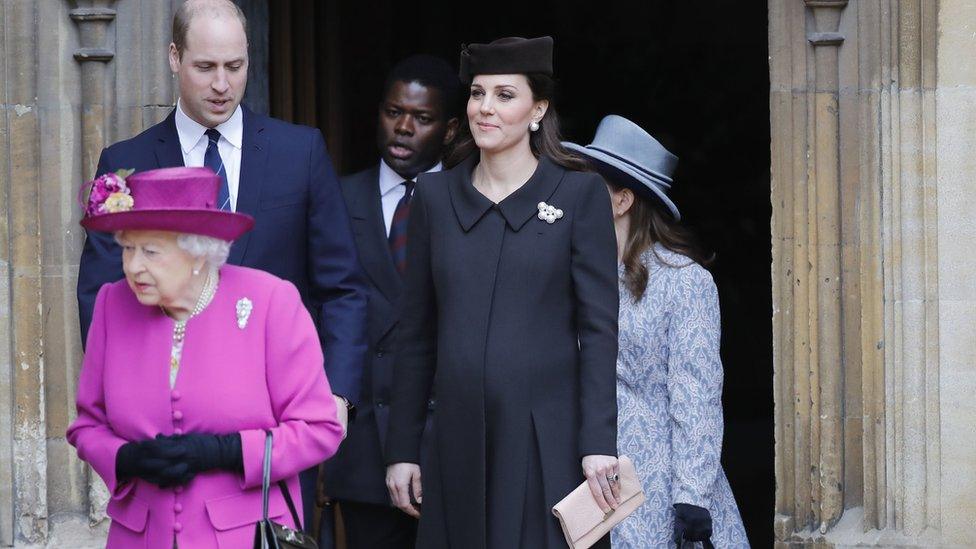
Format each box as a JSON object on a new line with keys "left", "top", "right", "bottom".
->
{"left": 770, "top": 0, "right": 976, "bottom": 546}
{"left": 2, "top": 0, "right": 976, "bottom": 546}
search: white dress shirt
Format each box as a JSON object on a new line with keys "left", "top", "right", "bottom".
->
{"left": 378, "top": 159, "right": 442, "bottom": 236}
{"left": 174, "top": 100, "right": 244, "bottom": 211}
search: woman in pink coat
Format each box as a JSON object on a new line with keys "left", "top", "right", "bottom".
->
{"left": 67, "top": 167, "right": 344, "bottom": 548}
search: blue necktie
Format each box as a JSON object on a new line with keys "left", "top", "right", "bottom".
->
{"left": 204, "top": 128, "right": 231, "bottom": 211}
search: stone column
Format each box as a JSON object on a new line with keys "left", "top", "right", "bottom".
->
{"left": 68, "top": 0, "right": 119, "bottom": 527}
{"left": 771, "top": 1, "right": 969, "bottom": 546}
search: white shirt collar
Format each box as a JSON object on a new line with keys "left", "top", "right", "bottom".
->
{"left": 174, "top": 99, "right": 244, "bottom": 154}
{"left": 378, "top": 159, "right": 443, "bottom": 196}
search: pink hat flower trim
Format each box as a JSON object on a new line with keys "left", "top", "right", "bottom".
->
{"left": 81, "top": 169, "right": 135, "bottom": 217}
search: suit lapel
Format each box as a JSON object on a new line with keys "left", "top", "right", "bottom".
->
{"left": 228, "top": 107, "right": 268, "bottom": 265}
{"left": 348, "top": 168, "right": 402, "bottom": 304}
{"left": 153, "top": 111, "right": 184, "bottom": 168}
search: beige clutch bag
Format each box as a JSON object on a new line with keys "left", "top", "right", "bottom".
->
{"left": 551, "top": 455, "right": 645, "bottom": 549}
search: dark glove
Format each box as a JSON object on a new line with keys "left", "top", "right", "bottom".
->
{"left": 115, "top": 438, "right": 189, "bottom": 487}
{"left": 673, "top": 503, "right": 713, "bottom": 547}
{"left": 155, "top": 433, "right": 244, "bottom": 480}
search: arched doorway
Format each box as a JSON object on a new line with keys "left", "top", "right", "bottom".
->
{"left": 266, "top": 1, "right": 773, "bottom": 545}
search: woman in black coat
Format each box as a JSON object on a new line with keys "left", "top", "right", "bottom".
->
{"left": 385, "top": 36, "right": 622, "bottom": 548}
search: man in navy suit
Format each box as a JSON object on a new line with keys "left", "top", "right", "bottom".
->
{"left": 321, "top": 55, "right": 460, "bottom": 549}
{"left": 76, "top": 0, "right": 367, "bottom": 529}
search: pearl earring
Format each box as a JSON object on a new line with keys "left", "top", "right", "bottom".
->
{"left": 193, "top": 268, "right": 200, "bottom": 276}
{"left": 529, "top": 120, "right": 540, "bottom": 132}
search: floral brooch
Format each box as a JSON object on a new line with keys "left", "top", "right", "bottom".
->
{"left": 81, "top": 169, "right": 135, "bottom": 217}
{"left": 537, "top": 201, "right": 564, "bottom": 224}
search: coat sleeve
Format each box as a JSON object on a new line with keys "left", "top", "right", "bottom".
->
{"left": 239, "top": 280, "right": 345, "bottom": 489}
{"left": 66, "top": 285, "right": 134, "bottom": 500}
{"left": 666, "top": 265, "right": 725, "bottom": 508}
{"left": 385, "top": 183, "right": 437, "bottom": 465}
{"left": 77, "top": 148, "right": 124, "bottom": 345}
{"left": 305, "top": 129, "right": 369, "bottom": 405}
{"left": 571, "top": 176, "right": 620, "bottom": 458}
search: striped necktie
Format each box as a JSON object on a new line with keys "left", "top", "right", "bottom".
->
{"left": 204, "top": 128, "right": 231, "bottom": 211}
{"left": 388, "top": 180, "right": 415, "bottom": 275}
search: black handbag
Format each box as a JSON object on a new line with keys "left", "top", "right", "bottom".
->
{"left": 253, "top": 431, "right": 318, "bottom": 549}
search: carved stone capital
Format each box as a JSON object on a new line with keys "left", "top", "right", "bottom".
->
{"left": 805, "top": 0, "right": 848, "bottom": 47}
{"left": 68, "top": 3, "right": 117, "bottom": 63}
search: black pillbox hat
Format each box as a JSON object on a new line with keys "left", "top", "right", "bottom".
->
{"left": 458, "top": 36, "right": 554, "bottom": 83}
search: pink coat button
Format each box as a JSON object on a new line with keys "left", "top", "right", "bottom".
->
{"left": 171, "top": 390, "right": 181, "bottom": 401}
{"left": 174, "top": 522, "right": 183, "bottom": 532}
{"left": 174, "top": 503, "right": 183, "bottom": 513}
{"left": 172, "top": 410, "right": 183, "bottom": 421}
{"left": 174, "top": 428, "right": 183, "bottom": 435}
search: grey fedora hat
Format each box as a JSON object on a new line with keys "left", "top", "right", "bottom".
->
{"left": 563, "top": 114, "right": 680, "bottom": 219}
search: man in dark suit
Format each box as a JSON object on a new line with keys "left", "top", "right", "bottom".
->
{"left": 75, "top": 0, "right": 367, "bottom": 529}
{"left": 322, "top": 55, "right": 460, "bottom": 549}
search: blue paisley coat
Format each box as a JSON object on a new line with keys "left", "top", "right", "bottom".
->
{"left": 613, "top": 245, "right": 749, "bottom": 548}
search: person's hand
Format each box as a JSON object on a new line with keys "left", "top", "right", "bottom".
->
{"left": 115, "top": 438, "right": 188, "bottom": 487}
{"left": 673, "top": 503, "right": 712, "bottom": 546}
{"left": 333, "top": 394, "right": 349, "bottom": 439}
{"left": 386, "top": 462, "right": 422, "bottom": 518}
{"left": 155, "top": 433, "right": 243, "bottom": 477}
{"left": 582, "top": 454, "right": 621, "bottom": 514}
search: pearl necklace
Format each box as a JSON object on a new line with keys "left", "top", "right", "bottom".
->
{"left": 164, "top": 268, "right": 218, "bottom": 343}
{"left": 165, "top": 269, "right": 218, "bottom": 389}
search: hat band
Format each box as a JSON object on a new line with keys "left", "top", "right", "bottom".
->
{"left": 585, "top": 145, "right": 673, "bottom": 189}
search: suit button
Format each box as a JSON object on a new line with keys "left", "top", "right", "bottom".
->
{"left": 174, "top": 522, "right": 183, "bottom": 532}
{"left": 376, "top": 351, "right": 385, "bottom": 358}
{"left": 376, "top": 401, "right": 387, "bottom": 408}
{"left": 172, "top": 410, "right": 183, "bottom": 421}
{"left": 171, "top": 390, "right": 181, "bottom": 401}
{"left": 174, "top": 503, "right": 183, "bottom": 513}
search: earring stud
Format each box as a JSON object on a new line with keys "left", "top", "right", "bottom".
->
{"left": 530, "top": 120, "right": 540, "bottom": 132}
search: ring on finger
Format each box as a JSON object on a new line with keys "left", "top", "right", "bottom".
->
{"left": 607, "top": 473, "right": 620, "bottom": 484}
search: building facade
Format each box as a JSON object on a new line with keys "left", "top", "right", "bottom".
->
{"left": 0, "top": 0, "right": 974, "bottom": 546}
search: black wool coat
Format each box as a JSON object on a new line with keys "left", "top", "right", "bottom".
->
{"left": 385, "top": 155, "right": 619, "bottom": 548}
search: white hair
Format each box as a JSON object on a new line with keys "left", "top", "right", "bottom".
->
{"left": 113, "top": 231, "right": 232, "bottom": 269}
{"left": 175, "top": 233, "right": 232, "bottom": 269}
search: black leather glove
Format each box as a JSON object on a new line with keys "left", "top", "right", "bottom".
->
{"left": 155, "top": 433, "right": 244, "bottom": 479}
{"left": 115, "top": 438, "right": 188, "bottom": 487}
{"left": 673, "top": 503, "right": 713, "bottom": 547}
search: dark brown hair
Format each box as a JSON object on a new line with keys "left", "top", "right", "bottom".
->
{"left": 172, "top": 0, "right": 248, "bottom": 59}
{"left": 612, "top": 183, "right": 714, "bottom": 301}
{"left": 445, "top": 73, "right": 588, "bottom": 171}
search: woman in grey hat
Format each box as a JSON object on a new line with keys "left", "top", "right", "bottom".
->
{"left": 565, "top": 115, "right": 749, "bottom": 548}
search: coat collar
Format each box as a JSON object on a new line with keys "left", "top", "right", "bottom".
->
{"left": 448, "top": 154, "right": 565, "bottom": 232}
{"left": 346, "top": 166, "right": 402, "bottom": 304}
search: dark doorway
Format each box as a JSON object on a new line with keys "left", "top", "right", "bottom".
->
{"left": 268, "top": 1, "right": 772, "bottom": 546}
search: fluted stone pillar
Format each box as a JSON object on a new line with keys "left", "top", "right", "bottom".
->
{"left": 771, "top": 0, "right": 975, "bottom": 546}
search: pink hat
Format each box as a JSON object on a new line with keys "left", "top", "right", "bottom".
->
{"left": 80, "top": 167, "right": 254, "bottom": 241}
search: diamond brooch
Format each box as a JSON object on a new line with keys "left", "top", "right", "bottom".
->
{"left": 236, "top": 298, "right": 253, "bottom": 329}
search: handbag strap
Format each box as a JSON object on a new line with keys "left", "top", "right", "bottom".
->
{"left": 260, "top": 430, "right": 306, "bottom": 530}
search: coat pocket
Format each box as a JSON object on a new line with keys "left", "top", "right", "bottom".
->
{"left": 205, "top": 489, "right": 289, "bottom": 549}
{"left": 106, "top": 495, "right": 149, "bottom": 533}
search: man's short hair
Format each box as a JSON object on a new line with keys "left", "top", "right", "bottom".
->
{"left": 383, "top": 55, "right": 463, "bottom": 120}
{"left": 173, "top": 0, "right": 248, "bottom": 59}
